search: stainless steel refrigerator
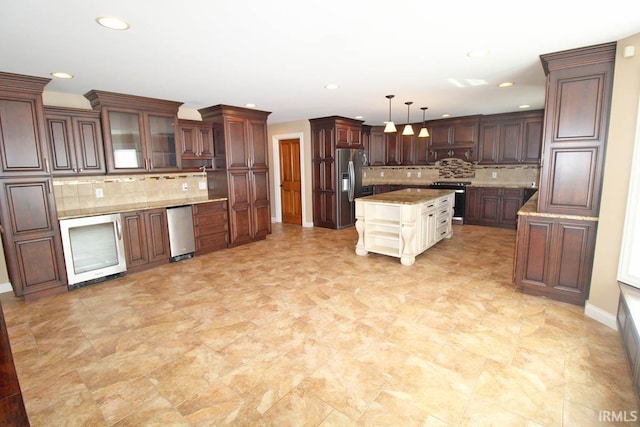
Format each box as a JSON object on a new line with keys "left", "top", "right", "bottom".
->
{"left": 336, "top": 148, "right": 366, "bottom": 229}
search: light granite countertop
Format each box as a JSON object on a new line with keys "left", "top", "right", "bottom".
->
{"left": 517, "top": 192, "right": 599, "bottom": 221}
{"left": 365, "top": 181, "right": 537, "bottom": 189}
{"left": 468, "top": 183, "right": 538, "bottom": 189}
{"left": 355, "top": 188, "right": 454, "bottom": 205}
{"left": 58, "top": 197, "right": 228, "bottom": 220}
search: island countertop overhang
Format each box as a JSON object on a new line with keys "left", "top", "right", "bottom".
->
{"left": 355, "top": 188, "right": 455, "bottom": 205}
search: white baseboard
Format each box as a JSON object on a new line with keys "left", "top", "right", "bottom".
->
{"left": 0, "top": 282, "right": 12, "bottom": 294}
{"left": 585, "top": 301, "right": 618, "bottom": 331}
{"left": 271, "top": 217, "right": 315, "bottom": 228}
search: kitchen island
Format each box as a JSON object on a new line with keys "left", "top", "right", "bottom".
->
{"left": 355, "top": 188, "right": 455, "bottom": 265}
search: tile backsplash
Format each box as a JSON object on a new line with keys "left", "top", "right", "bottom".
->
{"left": 53, "top": 172, "right": 209, "bottom": 213}
{"left": 363, "top": 163, "right": 540, "bottom": 187}
{"left": 438, "top": 158, "right": 475, "bottom": 179}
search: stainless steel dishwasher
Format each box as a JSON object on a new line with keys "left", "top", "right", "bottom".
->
{"left": 166, "top": 205, "right": 196, "bottom": 262}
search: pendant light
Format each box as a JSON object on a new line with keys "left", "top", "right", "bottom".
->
{"left": 384, "top": 95, "right": 397, "bottom": 133}
{"left": 402, "top": 102, "right": 414, "bottom": 136}
{"left": 418, "top": 107, "right": 430, "bottom": 138}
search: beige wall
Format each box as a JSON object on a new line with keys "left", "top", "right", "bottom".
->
{"left": 589, "top": 33, "right": 640, "bottom": 317}
{"left": 267, "top": 120, "right": 313, "bottom": 227}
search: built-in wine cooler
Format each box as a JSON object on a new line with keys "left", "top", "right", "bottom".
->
{"left": 59, "top": 213, "right": 127, "bottom": 289}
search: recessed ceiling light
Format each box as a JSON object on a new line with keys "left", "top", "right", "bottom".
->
{"left": 324, "top": 83, "right": 339, "bottom": 90}
{"left": 498, "top": 82, "right": 514, "bottom": 88}
{"left": 355, "top": 115, "right": 364, "bottom": 120}
{"left": 442, "top": 113, "right": 451, "bottom": 118}
{"left": 467, "top": 48, "right": 490, "bottom": 58}
{"left": 96, "top": 16, "right": 130, "bottom": 30}
{"left": 245, "top": 103, "right": 256, "bottom": 108}
{"left": 519, "top": 104, "right": 531, "bottom": 109}
{"left": 50, "top": 72, "right": 74, "bottom": 79}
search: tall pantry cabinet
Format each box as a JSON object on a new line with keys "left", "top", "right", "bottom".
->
{"left": 199, "top": 105, "right": 271, "bottom": 247}
{"left": 0, "top": 72, "right": 67, "bottom": 300}
{"left": 514, "top": 42, "right": 616, "bottom": 305}
{"left": 309, "top": 116, "right": 363, "bottom": 229}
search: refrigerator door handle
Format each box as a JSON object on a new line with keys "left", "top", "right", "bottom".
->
{"left": 348, "top": 160, "right": 355, "bottom": 202}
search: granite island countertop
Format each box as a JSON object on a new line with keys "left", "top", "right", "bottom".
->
{"left": 355, "top": 188, "right": 454, "bottom": 205}
{"left": 57, "top": 197, "right": 228, "bottom": 220}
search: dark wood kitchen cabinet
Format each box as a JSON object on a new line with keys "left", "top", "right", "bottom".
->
{"left": 122, "top": 208, "right": 170, "bottom": 272}
{"left": 0, "top": 72, "right": 68, "bottom": 300}
{"left": 85, "top": 90, "right": 183, "bottom": 174}
{"left": 0, "top": 178, "right": 67, "bottom": 299}
{"left": 199, "top": 105, "right": 271, "bottom": 247}
{"left": 309, "top": 116, "right": 364, "bottom": 229}
{"left": 192, "top": 200, "right": 228, "bottom": 255}
{"left": 385, "top": 132, "right": 400, "bottom": 165}
{"left": 537, "top": 43, "right": 615, "bottom": 217}
{"left": 44, "top": 106, "right": 106, "bottom": 175}
{"left": 514, "top": 214, "right": 597, "bottom": 305}
{"left": 478, "top": 110, "right": 543, "bottom": 165}
{"left": 367, "top": 126, "right": 386, "bottom": 165}
{"left": 427, "top": 116, "right": 480, "bottom": 163}
{"left": 512, "top": 43, "right": 615, "bottom": 306}
{"left": 0, "top": 74, "right": 51, "bottom": 175}
{"left": 178, "top": 119, "right": 215, "bottom": 171}
{"left": 466, "top": 187, "right": 524, "bottom": 229}
{"left": 336, "top": 122, "right": 362, "bottom": 149}
{"left": 400, "top": 131, "right": 418, "bottom": 165}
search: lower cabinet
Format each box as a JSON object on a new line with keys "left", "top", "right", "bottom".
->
{"left": 227, "top": 169, "right": 271, "bottom": 246}
{"left": 0, "top": 177, "right": 67, "bottom": 300}
{"left": 513, "top": 214, "right": 597, "bottom": 305}
{"left": 466, "top": 187, "right": 524, "bottom": 229}
{"left": 192, "top": 200, "right": 229, "bottom": 255}
{"left": 122, "top": 208, "right": 170, "bottom": 272}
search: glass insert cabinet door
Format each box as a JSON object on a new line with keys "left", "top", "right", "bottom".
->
{"left": 147, "top": 114, "right": 178, "bottom": 169}
{"left": 108, "top": 111, "right": 143, "bottom": 169}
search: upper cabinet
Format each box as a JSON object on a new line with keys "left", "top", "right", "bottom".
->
{"left": 537, "top": 43, "right": 615, "bottom": 217}
{"left": 365, "top": 126, "right": 386, "bottom": 166}
{"left": 44, "top": 106, "right": 105, "bottom": 175}
{"left": 0, "top": 73, "right": 51, "bottom": 175}
{"left": 336, "top": 122, "right": 362, "bottom": 149}
{"left": 85, "top": 90, "right": 183, "bottom": 173}
{"left": 427, "top": 115, "right": 480, "bottom": 163}
{"left": 177, "top": 119, "right": 215, "bottom": 171}
{"left": 478, "top": 110, "right": 543, "bottom": 165}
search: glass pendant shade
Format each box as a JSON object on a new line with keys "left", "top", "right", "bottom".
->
{"left": 384, "top": 95, "right": 397, "bottom": 133}
{"left": 384, "top": 121, "right": 397, "bottom": 133}
{"left": 403, "top": 101, "right": 414, "bottom": 136}
{"left": 418, "top": 106, "right": 430, "bottom": 138}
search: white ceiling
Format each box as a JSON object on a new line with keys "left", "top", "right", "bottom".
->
{"left": 1, "top": 1, "right": 639, "bottom": 125}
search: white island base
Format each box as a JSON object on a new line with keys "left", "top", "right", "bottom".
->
{"left": 355, "top": 188, "right": 455, "bottom": 265}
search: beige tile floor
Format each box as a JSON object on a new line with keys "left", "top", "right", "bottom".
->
{"left": 1, "top": 223, "right": 638, "bottom": 426}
